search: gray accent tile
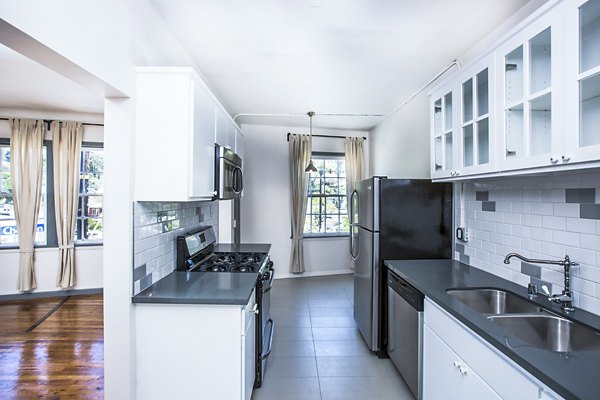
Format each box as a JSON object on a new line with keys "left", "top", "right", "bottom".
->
{"left": 476, "top": 191, "right": 489, "bottom": 201}
{"left": 274, "top": 327, "right": 313, "bottom": 341}
{"left": 566, "top": 188, "right": 596, "bottom": 204}
{"left": 581, "top": 204, "right": 600, "bottom": 220}
{"left": 456, "top": 243, "right": 465, "bottom": 254}
{"left": 459, "top": 253, "right": 470, "bottom": 265}
{"left": 521, "top": 262, "right": 541, "bottom": 279}
{"left": 139, "top": 274, "right": 153, "bottom": 291}
{"left": 482, "top": 201, "right": 496, "bottom": 212}
{"left": 271, "top": 340, "right": 315, "bottom": 357}
{"left": 133, "top": 264, "right": 147, "bottom": 281}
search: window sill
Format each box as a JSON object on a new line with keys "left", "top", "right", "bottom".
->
{"left": 301, "top": 234, "right": 350, "bottom": 239}
{"left": 0, "top": 244, "right": 103, "bottom": 253}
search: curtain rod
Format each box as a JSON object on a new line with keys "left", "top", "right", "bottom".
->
{"left": 286, "top": 132, "right": 367, "bottom": 142}
{"left": 0, "top": 117, "right": 104, "bottom": 128}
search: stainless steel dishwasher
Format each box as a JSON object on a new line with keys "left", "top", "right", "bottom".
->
{"left": 387, "top": 269, "right": 424, "bottom": 400}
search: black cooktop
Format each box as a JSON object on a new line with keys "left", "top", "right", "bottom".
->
{"left": 193, "top": 252, "right": 266, "bottom": 273}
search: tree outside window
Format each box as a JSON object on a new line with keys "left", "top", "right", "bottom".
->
{"left": 304, "top": 154, "right": 349, "bottom": 236}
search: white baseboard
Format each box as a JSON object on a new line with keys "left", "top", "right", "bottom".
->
{"left": 274, "top": 268, "right": 353, "bottom": 280}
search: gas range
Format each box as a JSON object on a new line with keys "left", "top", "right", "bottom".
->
{"left": 176, "top": 226, "right": 269, "bottom": 275}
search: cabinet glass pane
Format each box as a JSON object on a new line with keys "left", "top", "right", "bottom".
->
{"left": 434, "top": 99, "right": 442, "bottom": 135}
{"left": 580, "top": 72, "right": 600, "bottom": 147}
{"left": 444, "top": 93, "right": 453, "bottom": 130}
{"left": 506, "top": 46, "right": 524, "bottom": 104}
{"left": 530, "top": 28, "right": 552, "bottom": 94}
{"left": 478, "top": 118, "right": 489, "bottom": 164}
{"left": 463, "top": 79, "right": 473, "bottom": 122}
{"left": 477, "top": 69, "right": 489, "bottom": 116}
{"left": 463, "top": 125, "right": 473, "bottom": 167}
{"left": 506, "top": 104, "right": 524, "bottom": 158}
{"left": 530, "top": 93, "right": 552, "bottom": 155}
{"left": 444, "top": 133, "right": 453, "bottom": 170}
{"left": 580, "top": 0, "right": 600, "bottom": 73}
{"left": 434, "top": 137, "right": 442, "bottom": 170}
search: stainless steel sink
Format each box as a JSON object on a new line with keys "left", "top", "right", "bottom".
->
{"left": 488, "top": 314, "right": 600, "bottom": 352}
{"left": 447, "top": 288, "right": 543, "bottom": 314}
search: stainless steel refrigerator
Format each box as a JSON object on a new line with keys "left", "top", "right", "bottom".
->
{"left": 350, "top": 177, "right": 452, "bottom": 352}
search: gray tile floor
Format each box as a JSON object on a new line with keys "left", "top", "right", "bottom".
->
{"left": 252, "top": 274, "right": 415, "bottom": 400}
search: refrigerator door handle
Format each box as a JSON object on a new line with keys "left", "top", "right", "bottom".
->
{"left": 350, "top": 190, "right": 360, "bottom": 260}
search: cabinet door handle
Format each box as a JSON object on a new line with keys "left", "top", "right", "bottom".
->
{"left": 506, "top": 150, "right": 516, "bottom": 157}
{"left": 562, "top": 154, "right": 571, "bottom": 162}
{"left": 458, "top": 365, "right": 468, "bottom": 375}
{"left": 249, "top": 304, "right": 259, "bottom": 314}
{"left": 453, "top": 361, "right": 461, "bottom": 369}
{"left": 550, "top": 156, "right": 559, "bottom": 164}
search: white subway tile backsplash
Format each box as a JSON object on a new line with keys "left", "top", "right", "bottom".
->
{"left": 131, "top": 200, "right": 219, "bottom": 295}
{"left": 454, "top": 171, "right": 600, "bottom": 316}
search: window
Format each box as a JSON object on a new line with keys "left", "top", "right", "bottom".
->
{"left": 304, "top": 153, "right": 349, "bottom": 236}
{"left": 0, "top": 144, "right": 48, "bottom": 246}
{"left": 76, "top": 147, "right": 103, "bottom": 242}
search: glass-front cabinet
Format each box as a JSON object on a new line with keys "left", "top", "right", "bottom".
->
{"left": 459, "top": 56, "right": 495, "bottom": 175}
{"left": 497, "top": 11, "right": 564, "bottom": 171}
{"left": 564, "top": 0, "right": 600, "bottom": 162}
{"left": 430, "top": 84, "right": 457, "bottom": 179}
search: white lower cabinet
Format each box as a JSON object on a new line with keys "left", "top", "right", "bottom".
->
{"left": 423, "top": 298, "right": 563, "bottom": 400}
{"left": 424, "top": 325, "right": 501, "bottom": 400}
{"left": 135, "top": 291, "right": 256, "bottom": 400}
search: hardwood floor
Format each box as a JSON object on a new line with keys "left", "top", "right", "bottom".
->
{"left": 0, "top": 294, "right": 104, "bottom": 399}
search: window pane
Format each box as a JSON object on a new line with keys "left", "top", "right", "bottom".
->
{"left": 303, "top": 155, "right": 348, "bottom": 235}
{"left": 77, "top": 148, "right": 103, "bottom": 242}
{"left": 0, "top": 145, "right": 47, "bottom": 246}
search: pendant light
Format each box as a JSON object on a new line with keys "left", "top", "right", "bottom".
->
{"left": 305, "top": 111, "right": 318, "bottom": 173}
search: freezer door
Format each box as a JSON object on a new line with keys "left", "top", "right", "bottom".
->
{"left": 353, "top": 227, "right": 380, "bottom": 351}
{"left": 356, "top": 177, "right": 380, "bottom": 232}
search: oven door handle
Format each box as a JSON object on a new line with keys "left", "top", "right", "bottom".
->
{"left": 260, "top": 318, "right": 274, "bottom": 360}
{"left": 263, "top": 267, "right": 275, "bottom": 294}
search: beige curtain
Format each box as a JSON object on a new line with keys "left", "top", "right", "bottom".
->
{"left": 289, "top": 134, "right": 311, "bottom": 274}
{"left": 52, "top": 121, "right": 83, "bottom": 288}
{"left": 10, "top": 119, "right": 45, "bottom": 292}
{"left": 345, "top": 136, "right": 365, "bottom": 217}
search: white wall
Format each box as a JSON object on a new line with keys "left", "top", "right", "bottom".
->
{"left": 240, "top": 123, "right": 368, "bottom": 279}
{"left": 369, "top": 91, "right": 430, "bottom": 178}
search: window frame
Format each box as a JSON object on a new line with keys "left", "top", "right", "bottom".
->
{"left": 0, "top": 138, "right": 57, "bottom": 249}
{"left": 303, "top": 151, "right": 350, "bottom": 238}
{"left": 75, "top": 142, "right": 103, "bottom": 246}
{"left": 0, "top": 138, "right": 104, "bottom": 250}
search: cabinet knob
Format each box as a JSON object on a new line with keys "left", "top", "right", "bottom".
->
{"left": 458, "top": 365, "right": 468, "bottom": 375}
{"left": 550, "top": 156, "right": 559, "bottom": 164}
{"left": 562, "top": 154, "right": 571, "bottom": 162}
{"left": 453, "top": 361, "right": 461, "bottom": 368}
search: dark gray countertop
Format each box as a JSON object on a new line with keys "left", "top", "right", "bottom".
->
{"left": 385, "top": 259, "right": 600, "bottom": 400}
{"left": 132, "top": 271, "right": 259, "bottom": 305}
{"left": 214, "top": 243, "right": 271, "bottom": 253}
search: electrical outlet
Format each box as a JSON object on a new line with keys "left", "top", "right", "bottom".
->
{"left": 456, "top": 227, "right": 469, "bottom": 242}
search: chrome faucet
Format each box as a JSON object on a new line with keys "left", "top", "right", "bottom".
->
{"left": 504, "top": 253, "right": 578, "bottom": 312}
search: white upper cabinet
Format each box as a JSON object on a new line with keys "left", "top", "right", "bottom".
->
{"left": 429, "top": 0, "right": 600, "bottom": 181}
{"left": 497, "top": 10, "right": 565, "bottom": 171}
{"left": 135, "top": 67, "right": 244, "bottom": 201}
{"left": 459, "top": 56, "right": 496, "bottom": 176}
{"left": 564, "top": 0, "right": 600, "bottom": 163}
{"left": 430, "top": 83, "right": 457, "bottom": 179}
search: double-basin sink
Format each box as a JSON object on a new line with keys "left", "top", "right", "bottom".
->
{"left": 447, "top": 288, "right": 600, "bottom": 352}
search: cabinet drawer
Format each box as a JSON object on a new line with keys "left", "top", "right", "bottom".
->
{"left": 425, "top": 299, "right": 539, "bottom": 399}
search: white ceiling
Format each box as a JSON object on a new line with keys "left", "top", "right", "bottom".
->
{"left": 150, "top": 0, "right": 532, "bottom": 130}
{"left": 0, "top": 43, "right": 104, "bottom": 116}
{"left": 0, "top": 1, "right": 535, "bottom": 130}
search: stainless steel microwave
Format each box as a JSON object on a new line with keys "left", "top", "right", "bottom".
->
{"left": 214, "top": 144, "right": 243, "bottom": 200}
